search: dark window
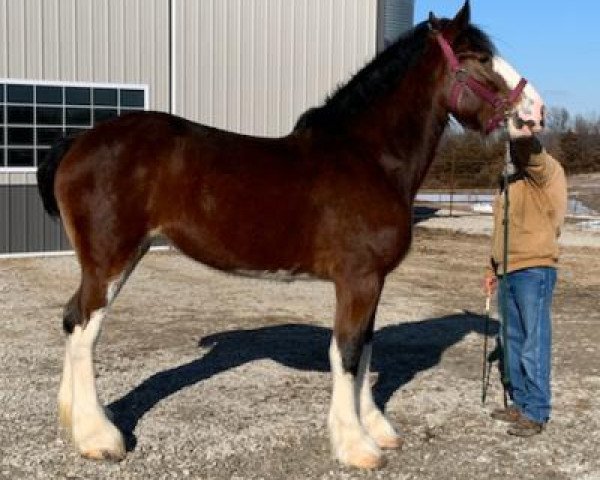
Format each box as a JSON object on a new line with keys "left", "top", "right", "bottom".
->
{"left": 93, "top": 109, "right": 118, "bottom": 124}
{"left": 66, "top": 128, "right": 85, "bottom": 137}
{"left": 36, "top": 86, "right": 63, "bottom": 104}
{"left": 36, "top": 148, "right": 50, "bottom": 164}
{"left": 37, "top": 107, "right": 63, "bottom": 125}
{"left": 66, "top": 107, "right": 91, "bottom": 126}
{"left": 93, "top": 88, "right": 117, "bottom": 106}
{"left": 7, "top": 106, "right": 34, "bottom": 124}
{"left": 37, "top": 128, "right": 64, "bottom": 146}
{"left": 8, "top": 127, "right": 34, "bottom": 145}
{"left": 0, "top": 82, "right": 145, "bottom": 169}
{"left": 119, "top": 108, "right": 142, "bottom": 117}
{"left": 7, "top": 148, "right": 35, "bottom": 167}
{"left": 66, "top": 87, "right": 91, "bottom": 105}
{"left": 7, "top": 84, "right": 34, "bottom": 103}
{"left": 120, "top": 89, "right": 144, "bottom": 108}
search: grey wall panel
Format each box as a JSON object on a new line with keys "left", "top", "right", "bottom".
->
{"left": 383, "top": 0, "right": 414, "bottom": 47}
{"left": 0, "top": 183, "right": 70, "bottom": 254}
{"left": 42, "top": 211, "right": 65, "bottom": 252}
{"left": 7, "top": 185, "right": 26, "bottom": 253}
{"left": 0, "top": 184, "right": 9, "bottom": 252}
{"left": 26, "top": 185, "right": 44, "bottom": 252}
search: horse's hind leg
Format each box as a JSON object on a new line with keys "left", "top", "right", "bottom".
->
{"left": 58, "top": 241, "right": 149, "bottom": 460}
{"left": 329, "top": 273, "right": 385, "bottom": 469}
{"left": 57, "top": 291, "right": 79, "bottom": 431}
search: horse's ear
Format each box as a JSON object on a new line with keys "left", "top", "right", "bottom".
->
{"left": 428, "top": 11, "right": 442, "bottom": 32}
{"left": 452, "top": 1, "right": 471, "bottom": 31}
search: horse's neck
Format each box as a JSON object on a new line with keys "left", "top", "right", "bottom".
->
{"left": 384, "top": 108, "right": 448, "bottom": 202}
{"left": 364, "top": 67, "right": 449, "bottom": 203}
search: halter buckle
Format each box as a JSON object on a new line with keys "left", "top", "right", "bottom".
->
{"left": 455, "top": 68, "right": 469, "bottom": 83}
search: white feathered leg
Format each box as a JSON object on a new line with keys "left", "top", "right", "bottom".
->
{"left": 358, "top": 343, "right": 402, "bottom": 449}
{"left": 69, "top": 309, "right": 125, "bottom": 461}
{"left": 328, "top": 339, "right": 383, "bottom": 468}
{"left": 58, "top": 341, "right": 73, "bottom": 432}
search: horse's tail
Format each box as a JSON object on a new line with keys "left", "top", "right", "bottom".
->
{"left": 36, "top": 136, "right": 76, "bottom": 218}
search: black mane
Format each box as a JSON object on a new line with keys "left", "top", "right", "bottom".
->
{"left": 294, "top": 21, "right": 496, "bottom": 132}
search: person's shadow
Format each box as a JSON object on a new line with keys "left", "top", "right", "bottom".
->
{"left": 108, "top": 311, "right": 498, "bottom": 451}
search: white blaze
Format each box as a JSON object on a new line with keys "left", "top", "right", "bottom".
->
{"left": 492, "top": 56, "right": 545, "bottom": 138}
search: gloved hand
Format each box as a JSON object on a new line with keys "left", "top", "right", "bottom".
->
{"left": 509, "top": 135, "right": 543, "bottom": 169}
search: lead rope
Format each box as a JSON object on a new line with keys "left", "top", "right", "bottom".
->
{"left": 500, "top": 141, "right": 512, "bottom": 408}
{"left": 481, "top": 139, "right": 512, "bottom": 406}
{"left": 481, "top": 294, "right": 492, "bottom": 404}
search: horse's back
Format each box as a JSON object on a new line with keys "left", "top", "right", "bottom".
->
{"left": 54, "top": 111, "right": 322, "bottom": 271}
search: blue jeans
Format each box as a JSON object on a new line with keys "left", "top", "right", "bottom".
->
{"left": 498, "top": 267, "right": 556, "bottom": 423}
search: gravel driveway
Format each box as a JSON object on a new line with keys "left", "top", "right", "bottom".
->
{"left": 1, "top": 223, "right": 599, "bottom": 479}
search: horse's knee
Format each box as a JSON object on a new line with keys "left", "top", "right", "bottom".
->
{"left": 335, "top": 318, "right": 375, "bottom": 376}
{"left": 65, "top": 269, "right": 116, "bottom": 335}
{"left": 333, "top": 274, "right": 381, "bottom": 375}
{"left": 338, "top": 335, "right": 368, "bottom": 376}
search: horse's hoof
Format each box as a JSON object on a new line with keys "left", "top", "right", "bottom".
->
{"left": 336, "top": 441, "right": 385, "bottom": 469}
{"left": 74, "top": 421, "right": 126, "bottom": 462}
{"left": 346, "top": 450, "right": 386, "bottom": 469}
{"left": 373, "top": 433, "right": 403, "bottom": 450}
{"left": 81, "top": 447, "right": 126, "bottom": 462}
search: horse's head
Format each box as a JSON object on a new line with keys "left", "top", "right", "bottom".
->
{"left": 430, "top": 1, "right": 544, "bottom": 138}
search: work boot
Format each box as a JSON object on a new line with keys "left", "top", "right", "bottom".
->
{"left": 490, "top": 405, "right": 521, "bottom": 423}
{"left": 507, "top": 417, "right": 544, "bottom": 437}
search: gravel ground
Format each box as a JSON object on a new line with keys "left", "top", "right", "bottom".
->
{"left": 1, "top": 218, "right": 599, "bottom": 479}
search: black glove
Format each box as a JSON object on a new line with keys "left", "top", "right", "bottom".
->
{"left": 509, "top": 135, "right": 543, "bottom": 169}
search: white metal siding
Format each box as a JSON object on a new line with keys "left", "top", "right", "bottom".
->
{"left": 174, "top": 0, "right": 378, "bottom": 136}
{"left": 0, "top": 0, "right": 169, "bottom": 111}
{"left": 1, "top": 0, "right": 379, "bottom": 134}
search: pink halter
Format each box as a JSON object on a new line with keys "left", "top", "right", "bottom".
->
{"left": 435, "top": 34, "right": 528, "bottom": 134}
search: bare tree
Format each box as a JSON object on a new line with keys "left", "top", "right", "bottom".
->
{"left": 546, "top": 106, "right": 570, "bottom": 132}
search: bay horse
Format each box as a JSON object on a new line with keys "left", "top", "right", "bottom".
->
{"left": 37, "top": 2, "right": 544, "bottom": 469}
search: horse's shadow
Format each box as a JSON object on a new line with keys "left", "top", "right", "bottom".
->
{"left": 413, "top": 206, "right": 440, "bottom": 224}
{"left": 108, "top": 312, "right": 498, "bottom": 451}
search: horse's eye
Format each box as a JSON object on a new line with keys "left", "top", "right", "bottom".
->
{"left": 479, "top": 56, "right": 491, "bottom": 64}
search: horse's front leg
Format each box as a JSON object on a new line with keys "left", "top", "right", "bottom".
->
{"left": 328, "top": 274, "right": 384, "bottom": 469}
{"left": 357, "top": 341, "right": 403, "bottom": 449}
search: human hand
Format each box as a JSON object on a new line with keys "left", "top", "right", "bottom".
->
{"left": 483, "top": 273, "right": 497, "bottom": 296}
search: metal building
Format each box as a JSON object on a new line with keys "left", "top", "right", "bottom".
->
{"left": 0, "top": 0, "right": 414, "bottom": 256}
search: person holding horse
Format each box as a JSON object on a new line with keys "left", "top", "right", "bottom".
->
{"left": 484, "top": 132, "right": 567, "bottom": 436}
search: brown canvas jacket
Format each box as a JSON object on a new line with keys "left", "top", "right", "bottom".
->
{"left": 489, "top": 146, "right": 567, "bottom": 275}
